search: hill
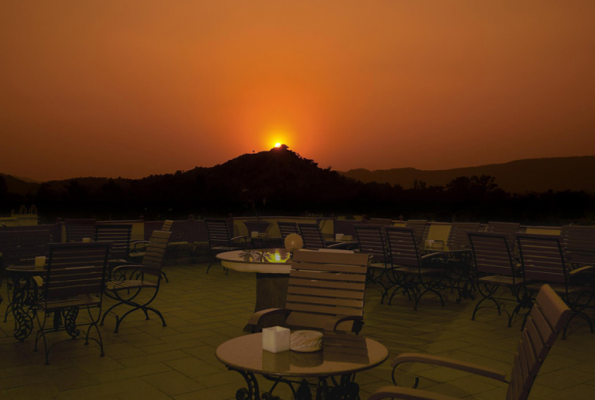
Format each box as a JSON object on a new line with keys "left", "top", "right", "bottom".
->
{"left": 339, "top": 156, "right": 595, "bottom": 193}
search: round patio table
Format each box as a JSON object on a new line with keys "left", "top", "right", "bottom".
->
{"left": 217, "top": 248, "right": 293, "bottom": 311}
{"left": 216, "top": 332, "right": 388, "bottom": 400}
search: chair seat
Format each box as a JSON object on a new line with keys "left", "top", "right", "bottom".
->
{"left": 370, "top": 263, "right": 388, "bottom": 270}
{"left": 105, "top": 280, "right": 158, "bottom": 291}
{"left": 526, "top": 282, "right": 593, "bottom": 294}
{"left": 37, "top": 294, "right": 101, "bottom": 310}
{"left": 478, "top": 275, "right": 521, "bottom": 286}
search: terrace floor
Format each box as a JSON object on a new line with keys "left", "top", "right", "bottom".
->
{"left": 1, "top": 262, "right": 595, "bottom": 400}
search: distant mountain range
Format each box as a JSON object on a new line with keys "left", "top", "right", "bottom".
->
{"left": 2, "top": 155, "right": 595, "bottom": 196}
{"left": 339, "top": 156, "right": 595, "bottom": 194}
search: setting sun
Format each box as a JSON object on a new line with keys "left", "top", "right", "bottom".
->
{"left": 274, "top": 143, "right": 282, "bottom": 148}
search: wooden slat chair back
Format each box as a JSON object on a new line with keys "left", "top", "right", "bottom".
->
{"left": 35, "top": 242, "right": 111, "bottom": 364}
{"left": 385, "top": 227, "right": 421, "bottom": 268}
{"left": 140, "top": 230, "right": 171, "bottom": 274}
{"left": 43, "top": 242, "right": 110, "bottom": 301}
{"left": 468, "top": 232, "right": 524, "bottom": 325}
{"left": 161, "top": 220, "right": 174, "bottom": 232}
{"left": 95, "top": 224, "right": 132, "bottom": 261}
{"left": 285, "top": 250, "right": 370, "bottom": 332}
{"left": 277, "top": 221, "right": 300, "bottom": 241}
{"left": 0, "top": 230, "right": 51, "bottom": 266}
{"left": 369, "top": 285, "right": 571, "bottom": 400}
{"left": 205, "top": 218, "right": 236, "bottom": 247}
{"left": 64, "top": 219, "right": 96, "bottom": 242}
{"left": 517, "top": 234, "right": 567, "bottom": 284}
{"left": 405, "top": 220, "right": 429, "bottom": 245}
{"left": 486, "top": 221, "right": 521, "bottom": 251}
{"left": 333, "top": 219, "right": 364, "bottom": 237}
{"left": 298, "top": 223, "right": 326, "bottom": 249}
{"left": 505, "top": 285, "right": 571, "bottom": 400}
{"left": 469, "top": 232, "right": 516, "bottom": 277}
{"left": 560, "top": 225, "right": 595, "bottom": 267}
{"left": 447, "top": 222, "right": 482, "bottom": 250}
{"left": 354, "top": 225, "right": 389, "bottom": 264}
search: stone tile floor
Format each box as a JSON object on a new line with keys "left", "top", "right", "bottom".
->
{"left": 1, "top": 263, "right": 594, "bottom": 399}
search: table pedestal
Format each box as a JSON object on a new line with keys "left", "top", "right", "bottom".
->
{"left": 244, "top": 273, "right": 288, "bottom": 331}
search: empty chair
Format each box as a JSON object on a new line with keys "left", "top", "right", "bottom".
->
{"left": 101, "top": 230, "right": 171, "bottom": 333}
{"left": 486, "top": 221, "right": 521, "bottom": 251}
{"left": 405, "top": 220, "right": 429, "bottom": 245}
{"left": 205, "top": 218, "right": 247, "bottom": 273}
{"left": 385, "top": 227, "right": 446, "bottom": 310}
{"left": 277, "top": 221, "right": 300, "bottom": 246}
{"left": 248, "top": 250, "right": 370, "bottom": 333}
{"left": 64, "top": 219, "right": 96, "bottom": 242}
{"left": 444, "top": 222, "right": 483, "bottom": 300}
{"left": 368, "top": 284, "right": 571, "bottom": 400}
{"left": 468, "top": 232, "right": 527, "bottom": 326}
{"left": 560, "top": 225, "right": 595, "bottom": 268}
{"left": 354, "top": 225, "right": 392, "bottom": 301}
{"left": 33, "top": 242, "right": 111, "bottom": 364}
{"left": 517, "top": 233, "right": 594, "bottom": 338}
{"left": 298, "top": 223, "right": 327, "bottom": 249}
{"left": 446, "top": 222, "right": 482, "bottom": 250}
{"left": 94, "top": 224, "right": 132, "bottom": 264}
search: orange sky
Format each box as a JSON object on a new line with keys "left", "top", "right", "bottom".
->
{"left": 1, "top": 1, "right": 595, "bottom": 181}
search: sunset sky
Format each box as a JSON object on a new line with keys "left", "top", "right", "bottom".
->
{"left": 2, "top": 1, "right": 595, "bottom": 181}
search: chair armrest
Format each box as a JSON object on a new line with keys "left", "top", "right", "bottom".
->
{"left": 231, "top": 236, "right": 247, "bottom": 242}
{"left": 324, "top": 315, "right": 364, "bottom": 333}
{"left": 368, "top": 386, "right": 460, "bottom": 400}
{"left": 247, "top": 308, "right": 292, "bottom": 332}
{"left": 131, "top": 240, "right": 150, "bottom": 250}
{"left": 391, "top": 353, "right": 507, "bottom": 383}
{"left": 570, "top": 265, "right": 595, "bottom": 276}
{"left": 111, "top": 264, "right": 145, "bottom": 274}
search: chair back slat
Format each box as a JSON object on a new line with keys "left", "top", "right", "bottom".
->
{"left": 505, "top": 284, "right": 571, "bottom": 400}
{"left": 447, "top": 222, "right": 482, "bottom": 250}
{"left": 64, "top": 219, "right": 96, "bottom": 242}
{"left": 560, "top": 225, "right": 595, "bottom": 266}
{"left": 486, "top": 221, "right": 521, "bottom": 251}
{"left": 95, "top": 224, "right": 132, "bottom": 259}
{"left": 517, "top": 234, "right": 567, "bottom": 284}
{"left": 277, "top": 222, "right": 299, "bottom": 240}
{"left": 469, "top": 232, "right": 516, "bottom": 277}
{"left": 298, "top": 223, "right": 326, "bottom": 249}
{"left": 385, "top": 227, "right": 420, "bottom": 267}
{"left": 285, "top": 250, "right": 369, "bottom": 331}
{"left": 44, "top": 242, "right": 110, "bottom": 300}
{"left": 355, "top": 225, "right": 389, "bottom": 263}
{"left": 405, "top": 220, "right": 429, "bottom": 245}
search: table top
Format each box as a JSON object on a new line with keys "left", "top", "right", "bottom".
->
{"left": 216, "top": 332, "right": 388, "bottom": 378}
{"left": 5, "top": 265, "right": 42, "bottom": 274}
{"left": 217, "top": 248, "right": 293, "bottom": 274}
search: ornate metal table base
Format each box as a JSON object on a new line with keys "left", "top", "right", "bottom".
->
{"left": 231, "top": 368, "right": 360, "bottom": 400}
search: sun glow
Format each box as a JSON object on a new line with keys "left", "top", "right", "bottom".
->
{"left": 275, "top": 142, "right": 282, "bottom": 148}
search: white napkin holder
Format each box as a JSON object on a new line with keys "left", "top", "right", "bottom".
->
{"left": 262, "top": 326, "right": 290, "bottom": 353}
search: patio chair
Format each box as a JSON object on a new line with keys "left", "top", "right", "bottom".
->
{"left": 277, "top": 221, "right": 300, "bottom": 242}
{"left": 94, "top": 224, "right": 132, "bottom": 264}
{"left": 385, "top": 227, "right": 446, "bottom": 310}
{"left": 129, "top": 220, "right": 173, "bottom": 259}
{"left": 368, "top": 284, "right": 571, "bottom": 400}
{"left": 517, "top": 233, "right": 594, "bottom": 338}
{"left": 444, "top": 222, "right": 483, "bottom": 300}
{"left": 205, "top": 218, "right": 247, "bottom": 273}
{"left": 101, "top": 230, "right": 171, "bottom": 333}
{"left": 560, "top": 225, "right": 595, "bottom": 269}
{"left": 33, "top": 242, "right": 111, "bottom": 364}
{"left": 64, "top": 219, "right": 96, "bottom": 242}
{"left": 247, "top": 250, "right": 370, "bottom": 333}
{"left": 468, "top": 232, "right": 528, "bottom": 326}
{"left": 486, "top": 221, "right": 521, "bottom": 252}
{"left": 298, "top": 223, "right": 352, "bottom": 250}
{"left": 405, "top": 220, "right": 429, "bottom": 245}
{"left": 354, "top": 225, "right": 392, "bottom": 302}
